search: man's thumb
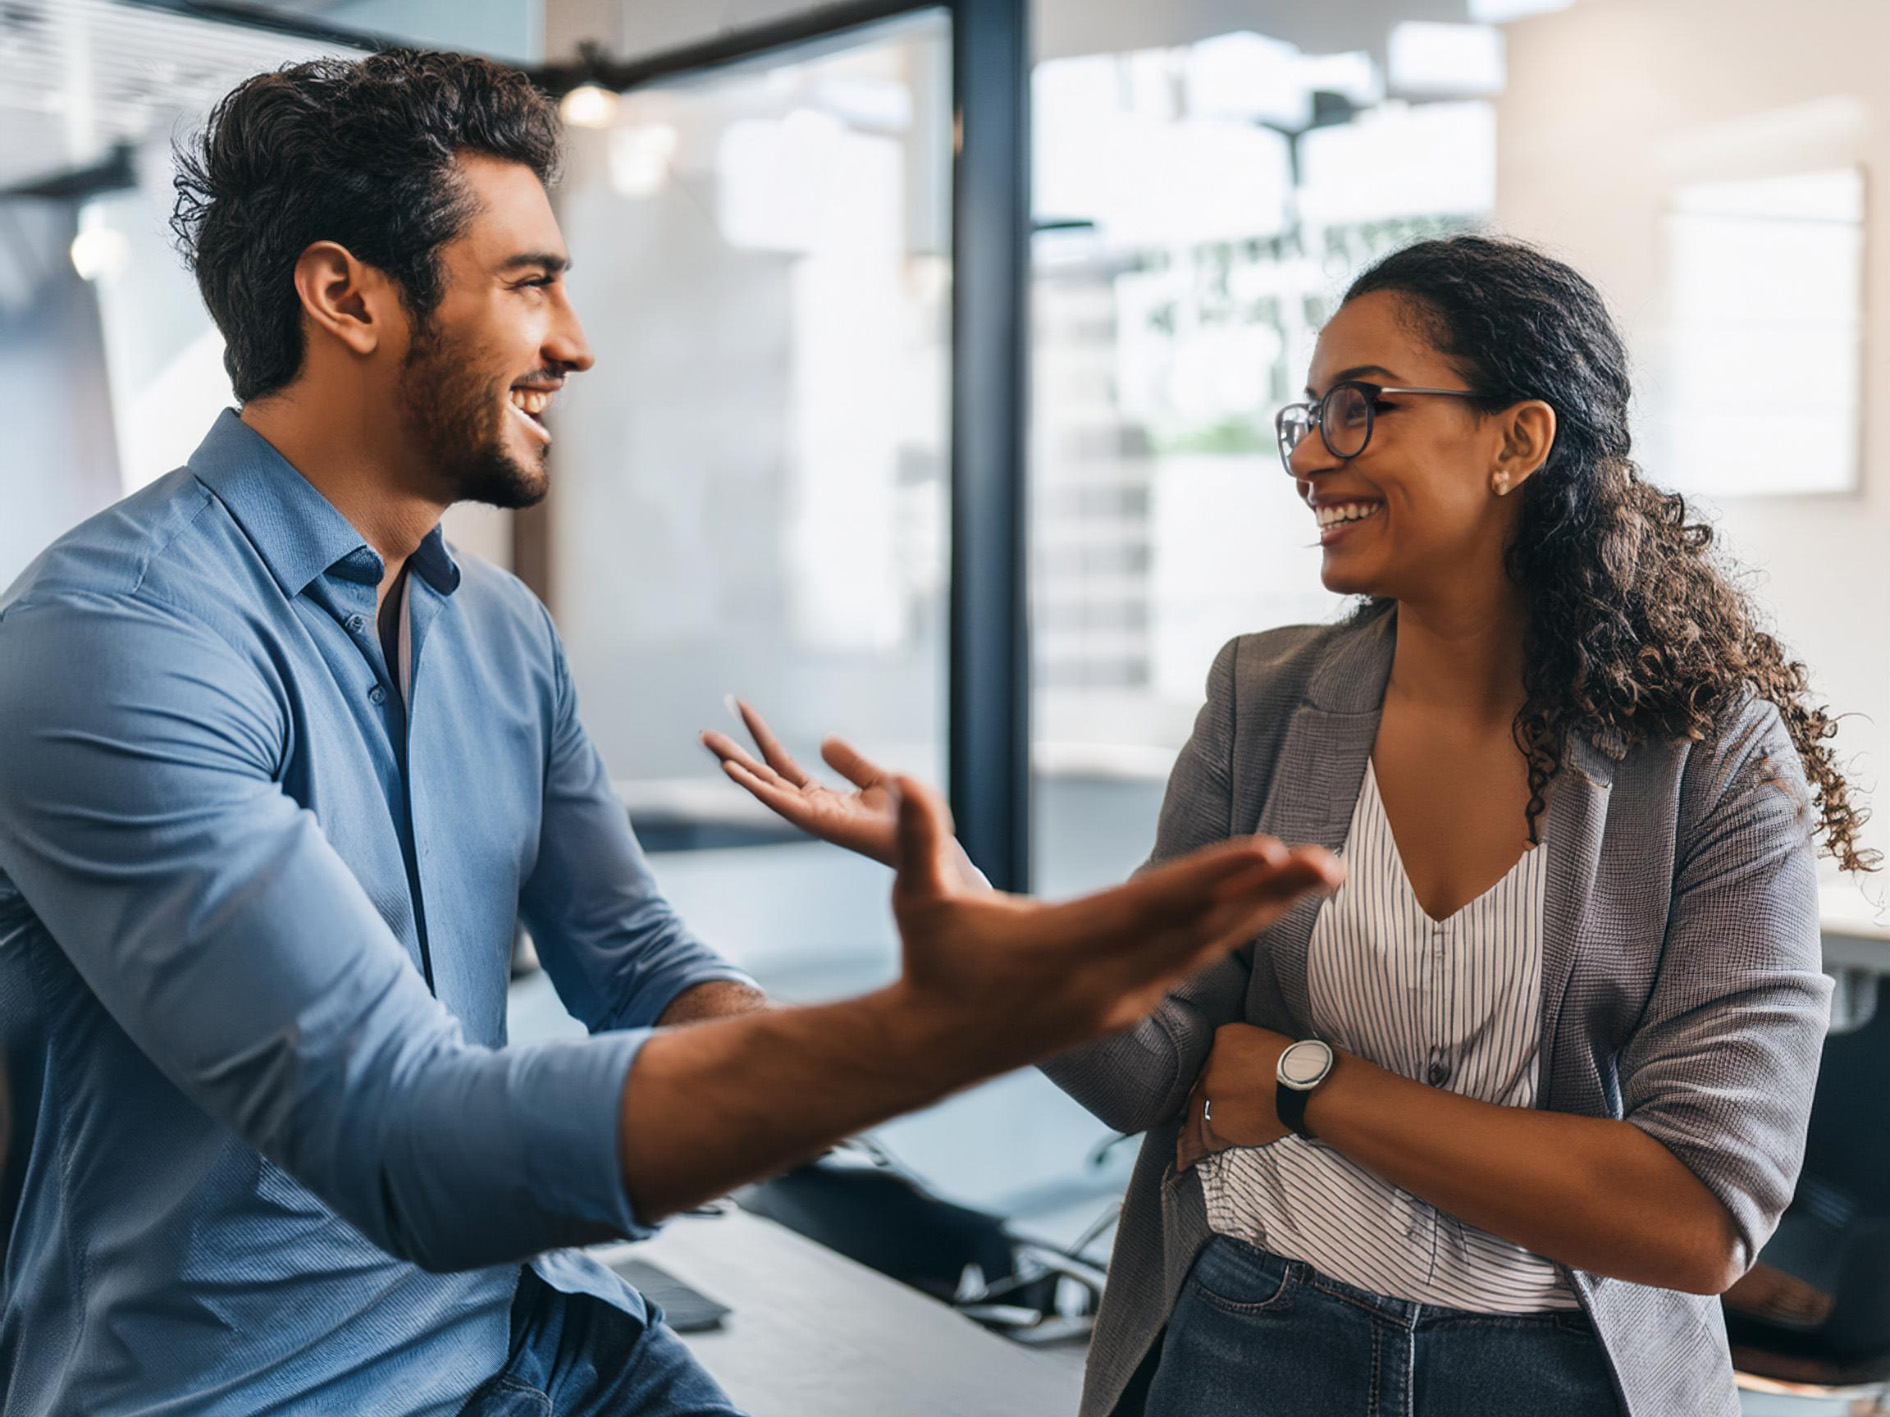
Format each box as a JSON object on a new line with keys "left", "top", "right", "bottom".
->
{"left": 891, "top": 775, "right": 952, "bottom": 899}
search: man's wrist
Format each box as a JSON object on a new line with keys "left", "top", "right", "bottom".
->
{"left": 869, "top": 980, "right": 1023, "bottom": 1094}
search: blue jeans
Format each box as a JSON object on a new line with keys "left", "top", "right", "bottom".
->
{"left": 1145, "top": 1236, "right": 1623, "bottom": 1417}
{"left": 460, "top": 1269, "right": 747, "bottom": 1417}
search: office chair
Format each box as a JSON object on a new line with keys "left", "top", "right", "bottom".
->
{"left": 1726, "top": 973, "right": 1890, "bottom": 1410}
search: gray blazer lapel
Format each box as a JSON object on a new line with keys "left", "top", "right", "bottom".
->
{"left": 1250, "top": 612, "right": 1394, "bottom": 1028}
{"left": 1537, "top": 734, "right": 1617, "bottom": 1097}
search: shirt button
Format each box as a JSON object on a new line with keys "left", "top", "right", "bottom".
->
{"left": 346, "top": 614, "right": 366, "bottom": 634}
{"left": 1428, "top": 1059, "right": 1451, "bottom": 1085}
{"left": 368, "top": 684, "right": 387, "bottom": 705}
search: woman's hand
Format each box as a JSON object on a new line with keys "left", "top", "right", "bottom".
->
{"left": 702, "top": 699, "right": 986, "bottom": 891}
{"left": 1176, "top": 1023, "right": 1297, "bottom": 1173}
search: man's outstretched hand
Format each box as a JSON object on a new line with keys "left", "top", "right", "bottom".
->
{"left": 883, "top": 772, "right": 1341, "bottom": 1066}
{"left": 619, "top": 768, "right": 1341, "bottom": 1223}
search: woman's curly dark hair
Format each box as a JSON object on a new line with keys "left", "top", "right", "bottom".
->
{"left": 1344, "top": 235, "right": 1874, "bottom": 873}
{"left": 172, "top": 49, "right": 561, "bottom": 403}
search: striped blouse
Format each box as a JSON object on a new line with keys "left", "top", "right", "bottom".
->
{"left": 1198, "top": 758, "right": 1576, "bottom": 1312}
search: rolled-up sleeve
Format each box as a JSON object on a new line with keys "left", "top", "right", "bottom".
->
{"left": 1619, "top": 698, "right": 1832, "bottom": 1269}
{"left": 0, "top": 591, "right": 652, "bottom": 1271}
{"left": 518, "top": 628, "right": 754, "bottom": 1033}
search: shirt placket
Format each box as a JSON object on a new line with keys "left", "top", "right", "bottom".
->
{"left": 1427, "top": 915, "right": 1453, "bottom": 1089}
{"left": 315, "top": 565, "right": 439, "bottom": 992}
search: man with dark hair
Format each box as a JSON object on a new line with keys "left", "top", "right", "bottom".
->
{"left": 0, "top": 50, "right": 1338, "bottom": 1417}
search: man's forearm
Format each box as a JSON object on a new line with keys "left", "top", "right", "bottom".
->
{"left": 618, "top": 984, "right": 982, "bottom": 1222}
{"left": 615, "top": 807, "right": 1344, "bottom": 1226}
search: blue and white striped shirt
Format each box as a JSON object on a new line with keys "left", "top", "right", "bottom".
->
{"left": 1201, "top": 758, "right": 1576, "bottom": 1311}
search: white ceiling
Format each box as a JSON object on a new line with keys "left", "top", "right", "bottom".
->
{"left": 0, "top": 0, "right": 356, "bottom": 192}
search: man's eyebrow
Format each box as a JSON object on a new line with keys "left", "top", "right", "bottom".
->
{"left": 1306, "top": 364, "right": 1400, "bottom": 395}
{"left": 497, "top": 252, "right": 571, "bottom": 275}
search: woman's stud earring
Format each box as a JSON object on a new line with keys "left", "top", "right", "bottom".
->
{"left": 1493, "top": 473, "right": 1511, "bottom": 496}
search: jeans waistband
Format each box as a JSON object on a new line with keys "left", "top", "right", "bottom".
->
{"left": 1197, "top": 1233, "right": 1590, "bottom": 1334}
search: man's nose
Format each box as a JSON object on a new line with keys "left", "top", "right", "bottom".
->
{"left": 545, "top": 298, "right": 594, "bottom": 375}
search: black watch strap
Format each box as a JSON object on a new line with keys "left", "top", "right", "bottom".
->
{"left": 1275, "top": 1081, "right": 1316, "bottom": 1141}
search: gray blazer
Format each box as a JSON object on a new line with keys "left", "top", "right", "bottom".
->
{"left": 1043, "top": 608, "right": 1830, "bottom": 1417}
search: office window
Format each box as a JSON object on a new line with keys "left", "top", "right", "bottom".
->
{"left": 1650, "top": 168, "right": 1865, "bottom": 498}
{"left": 1030, "top": 25, "right": 1496, "bottom": 895}
{"left": 547, "top": 12, "right": 953, "bottom": 989}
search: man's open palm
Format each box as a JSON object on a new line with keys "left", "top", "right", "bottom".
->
{"left": 701, "top": 699, "right": 901, "bottom": 866}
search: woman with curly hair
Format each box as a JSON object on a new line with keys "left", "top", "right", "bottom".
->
{"left": 705, "top": 234, "right": 1869, "bottom": 1416}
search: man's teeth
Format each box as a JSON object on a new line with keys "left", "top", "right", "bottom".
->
{"left": 1316, "top": 501, "right": 1382, "bottom": 529}
{"left": 509, "top": 389, "right": 551, "bottom": 418}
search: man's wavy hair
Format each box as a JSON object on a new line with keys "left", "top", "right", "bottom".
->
{"left": 1344, "top": 235, "right": 1874, "bottom": 873}
{"left": 172, "top": 49, "right": 561, "bottom": 402}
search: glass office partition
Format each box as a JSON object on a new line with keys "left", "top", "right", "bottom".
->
{"left": 1029, "top": 20, "right": 1497, "bottom": 897}
{"left": 546, "top": 11, "right": 952, "bottom": 992}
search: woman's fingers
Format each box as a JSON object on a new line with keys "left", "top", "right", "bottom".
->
{"left": 1176, "top": 1081, "right": 1211, "bottom": 1172}
{"left": 734, "top": 698, "right": 813, "bottom": 787}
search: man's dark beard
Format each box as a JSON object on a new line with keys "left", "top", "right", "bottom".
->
{"left": 396, "top": 317, "right": 548, "bottom": 510}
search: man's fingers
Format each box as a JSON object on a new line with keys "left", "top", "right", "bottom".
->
{"left": 1095, "top": 851, "right": 1343, "bottom": 1005}
{"left": 1011, "top": 840, "right": 1280, "bottom": 959}
{"left": 720, "top": 760, "right": 815, "bottom": 826}
{"left": 890, "top": 775, "right": 954, "bottom": 901}
{"left": 1103, "top": 838, "right": 1312, "bottom": 933}
{"left": 821, "top": 736, "right": 888, "bottom": 791}
{"left": 1209, "top": 846, "right": 1344, "bottom": 904}
{"left": 735, "top": 698, "right": 812, "bottom": 787}
{"left": 700, "top": 729, "right": 784, "bottom": 785}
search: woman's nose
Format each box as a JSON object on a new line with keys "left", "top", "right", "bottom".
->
{"left": 1287, "top": 428, "right": 1340, "bottom": 479}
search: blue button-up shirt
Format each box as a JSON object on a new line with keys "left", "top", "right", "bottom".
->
{"left": 0, "top": 412, "right": 751, "bottom": 1415}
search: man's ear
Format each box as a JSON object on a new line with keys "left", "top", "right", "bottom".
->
{"left": 1494, "top": 399, "right": 1557, "bottom": 494}
{"left": 290, "top": 241, "right": 396, "bottom": 358}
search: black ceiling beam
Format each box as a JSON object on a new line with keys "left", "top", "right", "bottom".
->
{"left": 531, "top": 0, "right": 932, "bottom": 96}
{"left": 0, "top": 144, "right": 138, "bottom": 202}
{"left": 112, "top": 0, "right": 389, "bottom": 52}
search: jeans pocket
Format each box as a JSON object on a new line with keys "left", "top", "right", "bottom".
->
{"left": 1185, "top": 1236, "right": 1300, "bottom": 1316}
{"left": 460, "top": 1376, "right": 553, "bottom": 1417}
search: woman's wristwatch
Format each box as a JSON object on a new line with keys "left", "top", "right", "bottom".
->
{"left": 1275, "top": 1038, "right": 1336, "bottom": 1140}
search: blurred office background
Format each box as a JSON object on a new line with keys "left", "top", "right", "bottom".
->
{"left": 5, "top": 1, "right": 1889, "bottom": 1408}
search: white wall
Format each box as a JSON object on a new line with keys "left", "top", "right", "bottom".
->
{"left": 1496, "top": 0, "right": 1890, "bottom": 879}
{"left": 0, "top": 207, "right": 121, "bottom": 588}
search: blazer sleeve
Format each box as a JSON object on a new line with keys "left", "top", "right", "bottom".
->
{"left": 1039, "top": 636, "right": 1253, "bottom": 1135}
{"left": 1619, "top": 697, "right": 1832, "bottom": 1270}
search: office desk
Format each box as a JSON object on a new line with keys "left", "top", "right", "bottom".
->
{"left": 595, "top": 1209, "right": 1085, "bottom": 1417}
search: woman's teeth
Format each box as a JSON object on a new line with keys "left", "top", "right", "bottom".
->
{"left": 1316, "top": 501, "right": 1382, "bottom": 529}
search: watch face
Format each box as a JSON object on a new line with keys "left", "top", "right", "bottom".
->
{"left": 1279, "top": 1041, "right": 1333, "bottom": 1088}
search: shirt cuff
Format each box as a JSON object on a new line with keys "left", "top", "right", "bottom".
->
{"left": 599, "top": 964, "right": 760, "bottom": 1035}
{"left": 513, "top": 1026, "right": 658, "bottom": 1242}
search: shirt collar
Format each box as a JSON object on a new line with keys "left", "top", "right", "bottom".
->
{"left": 188, "top": 409, "right": 462, "bottom": 600}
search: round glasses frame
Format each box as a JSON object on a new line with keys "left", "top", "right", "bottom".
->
{"left": 1275, "top": 380, "right": 1485, "bottom": 475}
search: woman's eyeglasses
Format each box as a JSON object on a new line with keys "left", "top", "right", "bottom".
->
{"left": 1275, "top": 380, "right": 1485, "bottom": 475}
